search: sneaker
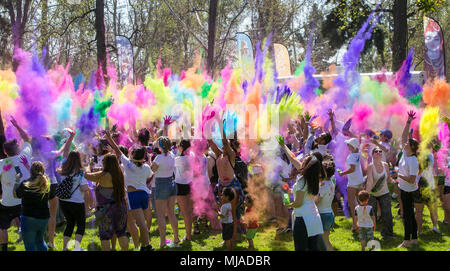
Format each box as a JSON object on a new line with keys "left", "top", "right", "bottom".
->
{"left": 47, "top": 242, "right": 55, "bottom": 249}
{"left": 392, "top": 192, "right": 398, "bottom": 199}
{"left": 72, "top": 247, "right": 86, "bottom": 251}
{"left": 432, "top": 226, "right": 440, "bottom": 234}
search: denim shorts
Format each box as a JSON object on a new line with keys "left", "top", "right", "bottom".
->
{"left": 320, "top": 212, "right": 335, "bottom": 231}
{"left": 154, "top": 177, "right": 177, "bottom": 200}
{"left": 127, "top": 190, "right": 149, "bottom": 210}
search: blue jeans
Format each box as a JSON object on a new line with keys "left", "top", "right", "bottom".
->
{"left": 20, "top": 216, "right": 49, "bottom": 251}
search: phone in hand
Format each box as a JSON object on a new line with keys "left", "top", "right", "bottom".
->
{"left": 14, "top": 166, "right": 22, "bottom": 180}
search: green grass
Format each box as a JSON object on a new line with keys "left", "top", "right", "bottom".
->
{"left": 5, "top": 197, "right": 450, "bottom": 251}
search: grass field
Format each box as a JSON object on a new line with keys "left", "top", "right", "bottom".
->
{"left": 5, "top": 195, "right": 450, "bottom": 251}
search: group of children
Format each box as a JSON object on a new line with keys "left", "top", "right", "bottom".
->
{"left": 0, "top": 106, "right": 448, "bottom": 251}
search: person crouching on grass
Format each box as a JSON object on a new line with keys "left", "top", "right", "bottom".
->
{"left": 218, "top": 187, "right": 234, "bottom": 251}
{"left": 355, "top": 190, "right": 376, "bottom": 251}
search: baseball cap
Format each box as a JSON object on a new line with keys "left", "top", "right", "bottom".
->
{"left": 345, "top": 138, "right": 360, "bottom": 150}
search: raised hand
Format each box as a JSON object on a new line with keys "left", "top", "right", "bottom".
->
{"left": 163, "top": 115, "right": 174, "bottom": 125}
{"left": 10, "top": 116, "right": 18, "bottom": 127}
{"left": 64, "top": 128, "right": 76, "bottom": 136}
{"left": 407, "top": 110, "right": 416, "bottom": 122}
{"left": 327, "top": 109, "right": 334, "bottom": 120}
{"left": 276, "top": 135, "right": 285, "bottom": 146}
{"left": 19, "top": 155, "right": 29, "bottom": 170}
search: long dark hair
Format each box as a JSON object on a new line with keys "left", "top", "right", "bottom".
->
{"left": 102, "top": 154, "right": 125, "bottom": 204}
{"left": 179, "top": 140, "right": 191, "bottom": 156}
{"left": 58, "top": 151, "right": 82, "bottom": 176}
{"left": 301, "top": 154, "right": 323, "bottom": 195}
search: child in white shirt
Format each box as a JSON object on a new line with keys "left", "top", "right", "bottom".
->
{"left": 355, "top": 190, "right": 376, "bottom": 251}
{"left": 218, "top": 187, "right": 234, "bottom": 251}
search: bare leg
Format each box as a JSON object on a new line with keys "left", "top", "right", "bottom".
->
{"left": 145, "top": 198, "right": 152, "bottom": 232}
{"left": 347, "top": 187, "right": 359, "bottom": 230}
{"left": 48, "top": 197, "right": 57, "bottom": 247}
{"left": 177, "top": 195, "right": 193, "bottom": 240}
{"left": 167, "top": 196, "right": 180, "bottom": 243}
{"left": 323, "top": 230, "right": 334, "bottom": 251}
{"left": 118, "top": 236, "right": 129, "bottom": 251}
{"left": 444, "top": 193, "right": 450, "bottom": 225}
{"left": 155, "top": 199, "right": 168, "bottom": 248}
{"left": 101, "top": 240, "right": 111, "bottom": 251}
{"left": 111, "top": 234, "right": 117, "bottom": 250}
{"left": 414, "top": 203, "right": 424, "bottom": 235}
{"left": 361, "top": 240, "right": 366, "bottom": 251}
{"left": 131, "top": 208, "right": 150, "bottom": 247}
{"left": 126, "top": 213, "right": 140, "bottom": 249}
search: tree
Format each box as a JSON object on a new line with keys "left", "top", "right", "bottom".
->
{"left": 3, "top": 0, "right": 32, "bottom": 71}
{"left": 321, "top": 0, "right": 444, "bottom": 72}
{"left": 95, "top": 0, "right": 107, "bottom": 80}
{"left": 207, "top": 0, "right": 218, "bottom": 74}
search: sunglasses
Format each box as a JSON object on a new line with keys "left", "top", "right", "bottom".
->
{"left": 373, "top": 150, "right": 382, "bottom": 154}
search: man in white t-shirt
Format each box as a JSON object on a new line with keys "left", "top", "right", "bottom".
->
{"left": 0, "top": 117, "right": 32, "bottom": 251}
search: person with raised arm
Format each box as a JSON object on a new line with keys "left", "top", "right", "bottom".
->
{"left": 56, "top": 129, "right": 90, "bottom": 251}
{"left": 84, "top": 154, "right": 129, "bottom": 251}
{"left": 105, "top": 130, "right": 153, "bottom": 251}
{"left": 207, "top": 112, "right": 244, "bottom": 247}
{"left": 392, "top": 111, "right": 420, "bottom": 248}
{"left": 151, "top": 116, "right": 179, "bottom": 248}
{"left": 0, "top": 117, "right": 32, "bottom": 251}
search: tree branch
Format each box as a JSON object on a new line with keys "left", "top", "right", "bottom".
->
{"left": 162, "top": 0, "right": 207, "bottom": 50}
{"left": 59, "top": 8, "right": 96, "bottom": 37}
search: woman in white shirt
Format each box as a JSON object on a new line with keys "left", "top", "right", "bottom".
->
{"left": 338, "top": 137, "right": 365, "bottom": 231}
{"left": 151, "top": 136, "right": 179, "bottom": 248}
{"left": 366, "top": 147, "right": 394, "bottom": 238}
{"left": 174, "top": 140, "right": 194, "bottom": 241}
{"left": 278, "top": 136, "right": 325, "bottom": 251}
{"left": 393, "top": 111, "right": 419, "bottom": 248}
{"left": 106, "top": 131, "right": 153, "bottom": 251}
{"left": 57, "top": 150, "right": 90, "bottom": 251}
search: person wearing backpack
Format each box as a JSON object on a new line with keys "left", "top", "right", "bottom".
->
{"left": 57, "top": 149, "right": 90, "bottom": 251}
{"left": 230, "top": 139, "right": 249, "bottom": 193}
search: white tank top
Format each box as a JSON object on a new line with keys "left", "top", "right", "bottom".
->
{"left": 371, "top": 163, "right": 389, "bottom": 197}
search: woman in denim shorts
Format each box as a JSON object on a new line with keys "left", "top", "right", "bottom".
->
{"left": 151, "top": 137, "right": 179, "bottom": 248}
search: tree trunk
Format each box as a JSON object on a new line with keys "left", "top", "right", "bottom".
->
{"left": 392, "top": 0, "right": 407, "bottom": 72}
{"left": 207, "top": 0, "right": 218, "bottom": 76}
{"left": 41, "top": 0, "right": 49, "bottom": 66}
{"left": 95, "top": 0, "right": 107, "bottom": 80}
{"left": 7, "top": 0, "right": 32, "bottom": 71}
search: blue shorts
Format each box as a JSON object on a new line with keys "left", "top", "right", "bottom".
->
{"left": 127, "top": 190, "right": 149, "bottom": 210}
{"left": 320, "top": 212, "right": 335, "bottom": 231}
{"left": 154, "top": 177, "right": 177, "bottom": 200}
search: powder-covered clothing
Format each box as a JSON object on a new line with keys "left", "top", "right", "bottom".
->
{"left": 317, "top": 180, "right": 335, "bottom": 214}
{"left": 244, "top": 207, "right": 259, "bottom": 229}
{"left": 220, "top": 202, "right": 233, "bottom": 224}
{"left": 370, "top": 164, "right": 389, "bottom": 197}
{"left": 0, "top": 142, "right": 33, "bottom": 206}
{"left": 292, "top": 176, "right": 323, "bottom": 237}
{"left": 174, "top": 155, "right": 193, "bottom": 185}
{"left": 346, "top": 152, "right": 365, "bottom": 187}
{"left": 398, "top": 150, "right": 419, "bottom": 192}
{"left": 354, "top": 205, "right": 374, "bottom": 228}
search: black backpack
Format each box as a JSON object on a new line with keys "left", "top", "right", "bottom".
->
{"left": 233, "top": 156, "right": 248, "bottom": 190}
{"left": 56, "top": 173, "right": 81, "bottom": 200}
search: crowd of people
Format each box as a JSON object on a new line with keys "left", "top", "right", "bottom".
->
{"left": 0, "top": 106, "right": 448, "bottom": 251}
